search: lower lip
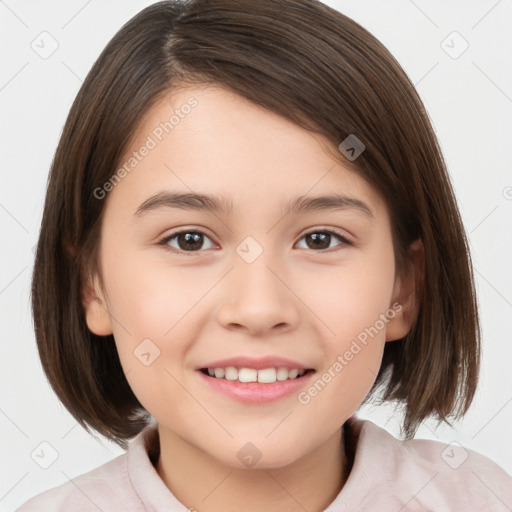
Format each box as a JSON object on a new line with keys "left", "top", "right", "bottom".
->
{"left": 197, "top": 370, "right": 315, "bottom": 403}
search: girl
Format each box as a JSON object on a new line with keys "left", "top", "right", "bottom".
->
{"left": 18, "top": 0, "right": 512, "bottom": 510}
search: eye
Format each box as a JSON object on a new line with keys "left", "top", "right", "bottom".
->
{"left": 158, "top": 230, "right": 217, "bottom": 254}
{"left": 295, "top": 229, "right": 352, "bottom": 251}
{"left": 157, "top": 228, "right": 352, "bottom": 255}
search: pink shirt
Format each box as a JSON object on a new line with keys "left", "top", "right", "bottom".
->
{"left": 16, "top": 417, "right": 512, "bottom": 511}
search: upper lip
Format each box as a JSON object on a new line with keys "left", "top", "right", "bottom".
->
{"left": 197, "top": 356, "right": 313, "bottom": 371}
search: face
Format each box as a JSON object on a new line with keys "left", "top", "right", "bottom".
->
{"left": 84, "top": 84, "right": 416, "bottom": 469}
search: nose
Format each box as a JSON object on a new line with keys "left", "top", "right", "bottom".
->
{"left": 215, "top": 252, "right": 301, "bottom": 336}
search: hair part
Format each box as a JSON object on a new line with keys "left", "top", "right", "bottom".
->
{"left": 32, "top": 0, "right": 480, "bottom": 447}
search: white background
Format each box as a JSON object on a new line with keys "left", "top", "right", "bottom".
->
{"left": 0, "top": 0, "right": 511, "bottom": 509}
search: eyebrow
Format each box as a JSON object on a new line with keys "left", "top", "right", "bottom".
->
{"left": 133, "top": 191, "right": 374, "bottom": 218}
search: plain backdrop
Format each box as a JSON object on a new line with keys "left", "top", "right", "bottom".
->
{"left": 0, "top": 0, "right": 511, "bottom": 509}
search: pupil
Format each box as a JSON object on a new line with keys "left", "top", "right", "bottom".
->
{"left": 179, "top": 232, "right": 203, "bottom": 251}
{"left": 175, "top": 232, "right": 331, "bottom": 251}
{"left": 308, "top": 232, "right": 330, "bottom": 250}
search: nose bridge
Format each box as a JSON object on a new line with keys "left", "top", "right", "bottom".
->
{"left": 215, "top": 235, "right": 300, "bottom": 334}
{"left": 233, "top": 235, "right": 284, "bottom": 302}
{"left": 236, "top": 245, "right": 278, "bottom": 292}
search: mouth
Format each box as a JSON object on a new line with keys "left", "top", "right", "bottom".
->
{"left": 199, "top": 366, "right": 314, "bottom": 383}
{"left": 196, "top": 357, "right": 316, "bottom": 403}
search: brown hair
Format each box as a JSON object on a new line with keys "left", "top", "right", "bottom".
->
{"left": 31, "top": 0, "right": 480, "bottom": 448}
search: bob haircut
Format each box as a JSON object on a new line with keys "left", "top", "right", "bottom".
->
{"left": 32, "top": 0, "right": 480, "bottom": 448}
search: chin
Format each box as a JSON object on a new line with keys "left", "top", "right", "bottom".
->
{"left": 213, "top": 437, "right": 306, "bottom": 471}
{"left": 224, "top": 452, "right": 300, "bottom": 471}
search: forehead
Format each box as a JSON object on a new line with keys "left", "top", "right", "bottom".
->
{"left": 106, "top": 84, "right": 386, "bottom": 220}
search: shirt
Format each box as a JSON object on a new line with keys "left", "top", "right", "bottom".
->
{"left": 16, "top": 417, "right": 512, "bottom": 511}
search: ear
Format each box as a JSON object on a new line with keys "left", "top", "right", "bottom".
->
{"left": 385, "top": 239, "right": 424, "bottom": 341}
{"left": 82, "top": 273, "right": 113, "bottom": 336}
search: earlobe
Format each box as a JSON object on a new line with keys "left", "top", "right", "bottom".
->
{"left": 82, "top": 275, "right": 113, "bottom": 336}
{"left": 385, "top": 239, "right": 424, "bottom": 342}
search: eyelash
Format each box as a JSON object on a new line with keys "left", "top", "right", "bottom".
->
{"left": 156, "top": 228, "right": 353, "bottom": 255}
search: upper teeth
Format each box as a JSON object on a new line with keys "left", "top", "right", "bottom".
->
{"left": 207, "top": 367, "right": 306, "bottom": 383}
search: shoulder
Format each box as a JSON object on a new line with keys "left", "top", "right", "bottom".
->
{"left": 14, "top": 425, "right": 162, "bottom": 512}
{"left": 349, "top": 418, "right": 512, "bottom": 511}
{"left": 15, "top": 451, "right": 136, "bottom": 512}
{"left": 401, "top": 434, "right": 512, "bottom": 510}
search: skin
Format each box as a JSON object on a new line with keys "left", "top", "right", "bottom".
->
{"left": 83, "top": 84, "right": 422, "bottom": 512}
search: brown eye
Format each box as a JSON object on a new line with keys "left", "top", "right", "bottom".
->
{"left": 160, "top": 231, "right": 216, "bottom": 253}
{"left": 296, "top": 230, "right": 351, "bottom": 251}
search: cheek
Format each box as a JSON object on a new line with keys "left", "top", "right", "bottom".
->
{"left": 296, "top": 238, "right": 395, "bottom": 409}
{"left": 104, "top": 245, "right": 213, "bottom": 341}
{"left": 296, "top": 262, "right": 394, "bottom": 428}
{"left": 302, "top": 249, "right": 396, "bottom": 346}
{"left": 101, "top": 249, "right": 204, "bottom": 398}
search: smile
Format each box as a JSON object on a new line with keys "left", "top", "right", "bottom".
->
{"left": 197, "top": 366, "right": 315, "bottom": 403}
{"left": 201, "top": 367, "right": 311, "bottom": 383}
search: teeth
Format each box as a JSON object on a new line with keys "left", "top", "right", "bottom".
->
{"left": 288, "top": 369, "right": 299, "bottom": 379}
{"left": 239, "top": 368, "right": 258, "bottom": 382}
{"left": 205, "top": 366, "right": 307, "bottom": 383}
{"left": 225, "top": 366, "right": 238, "bottom": 381}
{"left": 276, "top": 367, "right": 289, "bottom": 381}
{"left": 257, "top": 368, "right": 276, "bottom": 383}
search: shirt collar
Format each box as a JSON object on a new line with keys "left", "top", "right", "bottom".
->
{"left": 127, "top": 416, "right": 394, "bottom": 511}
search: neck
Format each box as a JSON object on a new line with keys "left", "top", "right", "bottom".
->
{"left": 155, "top": 425, "right": 350, "bottom": 512}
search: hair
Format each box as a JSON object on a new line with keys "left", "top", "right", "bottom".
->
{"left": 31, "top": 0, "right": 480, "bottom": 448}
